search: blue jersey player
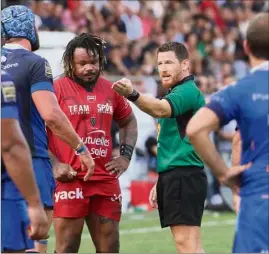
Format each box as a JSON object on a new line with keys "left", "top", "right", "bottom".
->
{"left": 186, "top": 13, "right": 269, "bottom": 252}
{"left": 1, "top": 5, "right": 94, "bottom": 252}
{"left": 1, "top": 71, "right": 48, "bottom": 252}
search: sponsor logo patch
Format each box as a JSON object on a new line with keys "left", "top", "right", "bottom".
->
{"left": 54, "top": 188, "right": 83, "bottom": 202}
{"left": 1, "top": 81, "right": 16, "bottom": 103}
{"left": 45, "top": 61, "right": 53, "bottom": 78}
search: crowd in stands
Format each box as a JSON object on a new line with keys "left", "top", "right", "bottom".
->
{"left": 3, "top": 0, "right": 268, "bottom": 94}
{"left": 2, "top": 0, "right": 268, "bottom": 211}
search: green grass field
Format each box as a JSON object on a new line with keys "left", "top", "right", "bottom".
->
{"left": 47, "top": 210, "right": 236, "bottom": 253}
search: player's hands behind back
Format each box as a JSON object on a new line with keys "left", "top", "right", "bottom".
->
{"left": 112, "top": 78, "right": 133, "bottom": 97}
{"left": 105, "top": 156, "right": 129, "bottom": 178}
{"left": 27, "top": 204, "right": 49, "bottom": 240}
{"left": 221, "top": 162, "right": 252, "bottom": 188}
{"left": 79, "top": 148, "right": 95, "bottom": 181}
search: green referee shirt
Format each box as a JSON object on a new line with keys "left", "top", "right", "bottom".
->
{"left": 157, "top": 75, "right": 205, "bottom": 173}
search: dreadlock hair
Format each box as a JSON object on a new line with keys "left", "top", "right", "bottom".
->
{"left": 62, "top": 33, "right": 106, "bottom": 78}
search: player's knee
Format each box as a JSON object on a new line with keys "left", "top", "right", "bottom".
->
{"left": 96, "top": 240, "right": 120, "bottom": 253}
{"left": 173, "top": 232, "right": 196, "bottom": 252}
{"left": 95, "top": 232, "right": 120, "bottom": 253}
{"left": 173, "top": 232, "right": 187, "bottom": 246}
{"left": 56, "top": 239, "right": 80, "bottom": 253}
{"left": 56, "top": 231, "right": 81, "bottom": 253}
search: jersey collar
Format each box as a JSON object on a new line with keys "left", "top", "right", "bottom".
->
{"left": 250, "top": 61, "right": 269, "bottom": 73}
{"left": 3, "top": 43, "right": 29, "bottom": 51}
{"left": 170, "top": 75, "right": 194, "bottom": 91}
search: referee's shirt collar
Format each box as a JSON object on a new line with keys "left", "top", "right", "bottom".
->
{"left": 169, "top": 75, "right": 194, "bottom": 92}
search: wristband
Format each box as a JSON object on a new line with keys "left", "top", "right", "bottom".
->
{"left": 120, "top": 144, "right": 134, "bottom": 161}
{"left": 127, "top": 89, "right": 140, "bottom": 102}
{"left": 75, "top": 143, "right": 87, "bottom": 154}
{"left": 36, "top": 239, "right": 48, "bottom": 245}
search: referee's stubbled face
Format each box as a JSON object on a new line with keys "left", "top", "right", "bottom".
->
{"left": 157, "top": 51, "right": 189, "bottom": 89}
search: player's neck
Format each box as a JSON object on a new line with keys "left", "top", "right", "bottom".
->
{"left": 6, "top": 38, "right": 31, "bottom": 51}
{"left": 178, "top": 72, "right": 191, "bottom": 82}
{"left": 249, "top": 56, "right": 268, "bottom": 70}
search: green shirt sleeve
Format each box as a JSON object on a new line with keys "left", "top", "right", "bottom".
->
{"left": 165, "top": 82, "right": 201, "bottom": 118}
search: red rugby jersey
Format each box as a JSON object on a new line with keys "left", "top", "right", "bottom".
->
{"left": 48, "top": 76, "right": 132, "bottom": 181}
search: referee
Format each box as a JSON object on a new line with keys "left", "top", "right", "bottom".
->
{"left": 112, "top": 42, "right": 207, "bottom": 253}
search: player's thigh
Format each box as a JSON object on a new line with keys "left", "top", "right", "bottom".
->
{"left": 32, "top": 158, "right": 55, "bottom": 209}
{"left": 233, "top": 195, "right": 269, "bottom": 252}
{"left": 1, "top": 199, "right": 34, "bottom": 252}
{"left": 86, "top": 209, "right": 120, "bottom": 253}
{"left": 54, "top": 179, "right": 89, "bottom": 218}
{"left": 157, "top": 167, "right": 207, "bottom": 228}
{"left": 85, "top": 180, "right": 122, "bottom": 252}
{"left": 54, "top": 217, "right": 85, "bottom": 253}
{"left": 53, "top": 179, "right": 89, "bottom": 252}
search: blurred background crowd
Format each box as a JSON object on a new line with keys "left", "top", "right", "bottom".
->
{"left": 2, "top": 0, "right": 269, "bottom": 212}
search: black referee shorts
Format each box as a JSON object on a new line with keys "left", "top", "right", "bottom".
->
{"left": 156, "top": 166, "right": 207, "bottom": 228}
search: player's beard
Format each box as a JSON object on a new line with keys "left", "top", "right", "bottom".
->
{"left": 73, "top": 72, "right": 100, "bottom": 92}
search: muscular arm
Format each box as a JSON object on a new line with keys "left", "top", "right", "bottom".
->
{"left": 48, "top": 149, "right": 59, "bottom": 169}
{"left": 186, "top": 108, "right": 229, "bottom": 183}
{"left": 133, "top": 95, "right": 171, "bottom": 118}
{"left": 1, "top": 119, "right": 41, "bottom": 206}
{"left": 231, "top": 130, "right": 241, "bottom": 166}
{"left": 32, "top": 91, "right": 81, "bottom": 149}
{"left": 116, "top": 112, "right": 138, "bottom": 149}
{"left": 231, "top": 130, "right": 241, "bottom": 212}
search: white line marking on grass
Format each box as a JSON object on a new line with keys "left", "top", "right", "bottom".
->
{"left": 120, "top": 219, "right": 235, "bottom": 235}
{"left": 49, "top": 219, "right": 235, "bottom": 242}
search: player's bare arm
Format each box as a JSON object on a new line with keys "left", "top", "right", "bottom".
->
{"left": 186, "top": 107, "right": 251, "bottom": 188}
{"left": 32, "top": 90, "right": 95, "bottom": 180}
{"left": 231, "top": 130, "right": 242, "bottom": 213}
{"left": 105, "top": 112, "right": 138, "bottom": 178}
{"left": 231, "top": 130, "right": 241, "bottom": 166}
{"left": 1, "top": 118, "right": 48, "bottom": 240}
{"left": 112, "top": 78, "right": 171, "bottom": 118}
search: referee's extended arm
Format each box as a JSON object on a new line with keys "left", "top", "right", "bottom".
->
{"left": 112, "top": 78, "right": 172, "bottom": 118}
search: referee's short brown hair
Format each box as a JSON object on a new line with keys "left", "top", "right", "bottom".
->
{"left": 246, "top": 12, "right": 269, "bottom": 60}
{"left": 157, "top": 42, "right": 189, "bottom": 62}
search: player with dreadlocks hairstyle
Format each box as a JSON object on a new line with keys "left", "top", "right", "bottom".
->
{"left": 47, "top": 33, "right": 138, "bottom": 253}
{"left": 62, "top": 33, "right": 107, "bottom": 91}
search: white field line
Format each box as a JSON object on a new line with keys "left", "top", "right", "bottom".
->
{"left": 49, "top": 219, "right": 235, "bottom": 242}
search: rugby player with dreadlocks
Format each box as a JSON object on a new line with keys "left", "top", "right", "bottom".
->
{"left": 47, "top": 33, "right": 138, "bottom": 253}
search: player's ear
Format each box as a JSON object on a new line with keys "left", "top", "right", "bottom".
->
{"left": 243, "top": 40, "right": 250, "bottom": 55}
{"left": 182, "top": 59, "right": 190, "bottom": 72}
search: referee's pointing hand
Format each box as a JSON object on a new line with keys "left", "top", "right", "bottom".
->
{"left": 112, "top": 78, "right": 134, "bottom": 97}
